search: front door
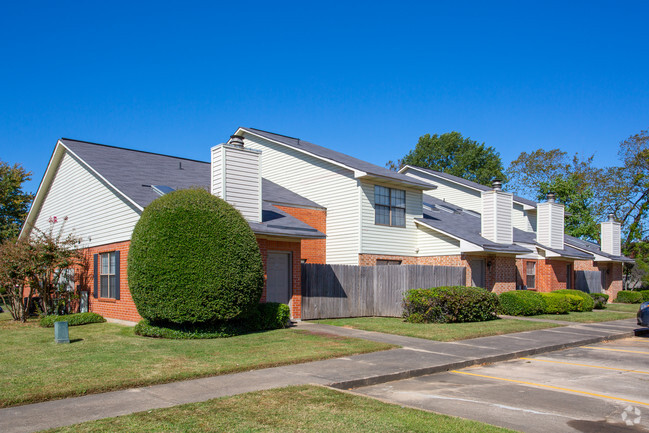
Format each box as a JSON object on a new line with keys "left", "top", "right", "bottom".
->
{"left": 266, "top": 252, "right": 292, "bottom": 304}
{"left": 566, "top": 264, "right": 573, "bottom": 290}
{"left": 470, "top": 259, "right": 485, "bottom": 288}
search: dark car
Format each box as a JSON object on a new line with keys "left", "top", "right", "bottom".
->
{"left": 638, "top": 302, "right": 649, "bottom": 327}
{"left": 0, "top": 305, "right": 3, "bottom": 313}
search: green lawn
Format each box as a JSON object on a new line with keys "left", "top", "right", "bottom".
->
{"left": 0, "top": 311, "right": 393, "bottom": 407}
{"left": 531, "top": 310, "right": 636, "bottom": 323}
{"left": 313, "top": 317, "right": 559, "bottom": 341}
{"left": 44, "top": 385, "right": 515, "bottom": 433}
{"left": 607, "top": 302, "right": 642, "bottom": 313}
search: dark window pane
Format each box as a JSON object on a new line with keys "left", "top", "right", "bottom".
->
{"left": 392, "top": 207, "right": 405, "bottom": 226}
{"left": 526, "top": 275, "right": 535, "bottom": 289}
{"left": 376, "top": 205, "right": 390, "bottom": 225}
{"left": 375, "top": 186, "right": 390, "bottom": 206}
{"left": 100, "top": 276, "right": 108, "bottom": 298}
{"left": 391, "top": 189, "right": 405, "bottom": 208}
{"left": 109, "top": 275, "right": 116, "bottom": 298}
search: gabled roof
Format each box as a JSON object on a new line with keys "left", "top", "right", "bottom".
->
{"left": 564, "top": 234, "right": 634, "bottom": 264}
{"left": 513, "top": 229, "right": 593, "bottom": 260}
{"left": 236, "top": 127, "right": 435, "bottom": 190}
{"left": 400, "top": 165, "right": 537, "bottom": 208}
{"left": 416, "top": 197, "right": 532, "bottom": 255}
{"left": 24, "top": 138, "right": 325, "bottom": 240}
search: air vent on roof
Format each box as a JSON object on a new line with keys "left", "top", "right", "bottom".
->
{"left": 152, "top": 185, "right": 175, "bottom": 196}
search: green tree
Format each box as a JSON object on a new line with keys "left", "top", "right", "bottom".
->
{"left": 0, "top": 160, "right": 34, "bottom": 242}
{"left": 388, "top": 132, "right": 505, "bottom": 186}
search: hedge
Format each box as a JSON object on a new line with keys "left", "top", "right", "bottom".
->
{"left": 39, "top": 312, "right": 106, "bottom": 328}
{"left": 135, "top": 303, "right": 291, "bottom": 339}
{"left": 498, "top": 290, "right": 545, "bottom": 316}
{"left": 615, "top": 291, "right": 644, "bottom": 304}
{"left": 403, "top": 286, "right": 499, "bottom": 324}
{"left": 551, "top": 289, "right": 594, "bottom": 312}
{"left": 539, "top": 293, "right": 571, "bottom": 314}
{"left": 589, "top": 293, "right": 609, "bottom": 309}
{"left": 128, "top": 189, "right": 265, "bottom": 324}
{"left": 639, "top": 290, "right": 649, "bottom": 302}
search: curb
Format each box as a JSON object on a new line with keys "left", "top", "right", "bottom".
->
{"left": 329, "top": 327, "right": 648, "bottom": 390}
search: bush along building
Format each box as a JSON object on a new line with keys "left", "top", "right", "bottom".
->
{"left": 22, "top": 128, "right": 632, "bottom": 323}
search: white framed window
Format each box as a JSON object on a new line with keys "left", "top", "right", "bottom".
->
{"left": 100, "top": 252, "right": 117, "bottom": 299}
{"left": 526, "top": 261, "right": 536, "bottom": 289}
{"left": 375, "top": 186, "right": 406, "bottom": 227}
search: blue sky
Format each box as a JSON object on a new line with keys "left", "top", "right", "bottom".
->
{"left": 2, "top": 1, "right": 647, "bottom": 194}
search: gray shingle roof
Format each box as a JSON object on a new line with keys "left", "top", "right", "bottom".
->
{"left": 564, "top": 234, "right": 634, "bottom": 263}
{"left": 239, "top": 128, "right": 434, "bottom": 189}
{"left": 513, "top": 228, "right": 593, "bottom": 260}
{"left": 59, "top": 138, "right": 324, "bottom": 239}
{"left": 417, "top": 197, "right": 532, "bottom": 254}
{"left": 403, "top": 165, "right": 537, "bottom": 207}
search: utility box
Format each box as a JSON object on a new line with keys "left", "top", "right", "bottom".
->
{"left": 54, "top": 321, "right": 70, "bottom": 344}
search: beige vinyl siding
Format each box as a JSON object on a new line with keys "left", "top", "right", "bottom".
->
{"left": 32, "top": 151, "right": 141, "bottom": 248}
{"left": 513, "top": 203, "right": 528, "bottom": 231}
{"left": 210, "top": 145, "right": 223, "bottom": 198}
{"left": 601, "top": 221, "right": 621, "bottom": 256}
{"left": 242, "top": 133, "right": 359, "bottom": 264}
{"left": 527, "top": 209, "right": 537, "bottom": 232}
{"left": 404, "top": 170, "right": 482, "bottom": 213}
{"left": 223, "top": 146, "right": 261, "bottom": 223}
{"left": 416, "top": 224, "right": 461, "bottom": 256}
{"left": 359, "top": 180, "right": 421, "bottom": 256}
{"left": 481, "top": 190, "right": 513, "bottom": 244}
{"left": 537, "top": 202, "right": 564, "bottom": 249}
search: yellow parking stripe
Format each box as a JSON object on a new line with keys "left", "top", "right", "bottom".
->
{"left": 519, "top": 357, "right": 649, "bottom": 375}
{"left": 581, "top": 346, "right": 649, "bottom": 355}
{"left": 450, "top": 370, "right": 649, "bottom": 407}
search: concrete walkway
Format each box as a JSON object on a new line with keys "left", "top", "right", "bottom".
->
{"left": 1, "top": 318, "right": 645, "bottom": 433}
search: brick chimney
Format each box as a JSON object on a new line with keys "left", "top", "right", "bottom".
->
{"left": 601, "top": 214, "right": 621, "bottom": 256}
{"left": 211, "top": 135, "right": 262, "bottom": 223}
{"left": 537, "top": 192, "right": 564, "bottom": 249}
{"left": 481, "top": 179, "right": 513, "bottom": 244}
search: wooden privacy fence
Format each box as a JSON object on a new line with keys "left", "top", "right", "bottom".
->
{"left": 301, "top": 264, "right": 466, "bottom": 319}
{"left": 575, "top": 270, "right": 604, "bottom": 293}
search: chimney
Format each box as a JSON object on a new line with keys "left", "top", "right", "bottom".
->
{"left": 481, "top": 179, "right": 513, "bottom": 244}
{"left": 211, "top": 134, "right": 262, "bottom": 223}
{"left": 601, "top": 214, "right": 621, "bottom": 256}
{"left": 537, "top": 192, "right": 564, "bottom": 249}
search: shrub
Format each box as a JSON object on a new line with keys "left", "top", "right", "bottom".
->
{"left": 128, "top": 189, "right": 265, "bottom": 324}
{"left": 551, "top": 290, "right": 594, "bottom": 312}
{"left": 639, "top": 290, "right": 649, "bottom": 302}
{"left": 39, "top": 312, "right": 105, "bottom": 328}
{"left": 135, "top": 303, "right": 290, "bottom": 339}
{"left": 589, "top": 293, "right": 609, "bottom": 309}
{"left": 539, "top": 293, "right": 570, "bottom": 314}
{"left": 498, "top": 290, "right": 545, "bottom": 316}
{"left": 403, "top": 286, "right": 499, "bottom": 324}
{"left": 615, "top": 291, "right": 644, "bottom": 304}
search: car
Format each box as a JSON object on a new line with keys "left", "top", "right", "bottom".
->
{"left": 0, "top": 305, "right": 3, "bottom": 313}
{"left": 638, "top": 301, "right": 649, "bottom": 327}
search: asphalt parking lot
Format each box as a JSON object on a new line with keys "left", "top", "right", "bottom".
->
{"left": 353, "top": 337, "right": 649, "bottom": 433}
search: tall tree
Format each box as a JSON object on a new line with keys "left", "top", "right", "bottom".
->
{"left": 388, "top": 132, "right": 505, "bottom": 186}
{"left": 0, "top": 160, "right": 34, "bottom": 242}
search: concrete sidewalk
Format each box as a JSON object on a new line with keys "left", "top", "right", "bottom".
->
{"left": 1, "top": 318, "right": 645, "bottom": 433}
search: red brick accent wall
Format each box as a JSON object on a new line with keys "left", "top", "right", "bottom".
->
{"left": 273, "top": 205, "right": 326, "bottom": 264}
{"left": 516, "top": 259, "right": 573, "bottom": 293}
{"left": 256, "top": 236, "right": 302, "bottom": 319}
{"left": 358, "top": 253, "right": 516, "bottom": 294}
{"left": 83, "top": 241, "right": 141, "bottom": 323}
{"left": 574, "top": 260, "right": 623, "bottom": 301}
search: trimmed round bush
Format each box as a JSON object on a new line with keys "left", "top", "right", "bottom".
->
{"left": 540, "top": 293, "right": 570, "bottom": 314}
{"left": 403, "top": 286, "right": 499, "bottom": 323}
{"left": 128, "top": 189, "right": 265, "bottom": 324}
{"left": 498, "top": 290, "right": 545, "bottom": 316}
{"left": 134, "top": 303, "right": 290, "bottom": 339}
{"left": 615, "top": 291, "right": 643, "bottom": 304}
{"left": 551, "top": 290, "right": 594, "bottom": 312}
{"left": 589, "top": 293, "right": 609, "bottom": 309}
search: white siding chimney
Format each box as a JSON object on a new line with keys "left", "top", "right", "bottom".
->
{"left": 601, "top": 214, "right": 621, "bottom": 256}
{"left": 536, "top": 193, "right": 564, "bottom": 249}
{"left": 481, "top": 180, "right": 513, "bottom": 244}
{"left": 210, "top": 135, "right": 262, "bottom": 223}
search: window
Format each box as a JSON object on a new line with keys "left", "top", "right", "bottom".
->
{"left": 376, "top": 259, "right": 402, "bottom": 265}
{"left": 94, "top": 251, "right": 120, "bottom": 300}
{"left": 526, "top": 262, "right": 536, "bottom": 289}
{"left": 375, "top": 186, "right": 406, "bottom": 227}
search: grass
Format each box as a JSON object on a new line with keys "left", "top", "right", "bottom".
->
{"left": 313, "top": 317, "right": 559, "bottom": 341}
{"left": 44, "top": 385, "right": 515, "bottom": 433}
{"left": 606, "top": 302, "right": 641, "bottom": 313}
{"left": 531, "top": 310, "right": 636, "bottom": 323}
{"left": 0, "top": 311, "right": 393, "bottom": 408}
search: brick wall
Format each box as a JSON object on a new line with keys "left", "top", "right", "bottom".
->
{"left": 574, "top": 259, "right": 623, "bottom": 301}
{"left": 256, "top": 236, "right": 302, "bottom": 319}
{"left": 358, "top": 253, "right": 516, "bottom": 294}
{"left": 273, "top": 205, "right": 326, "bottom": 264}
{"left": 516, "top": 259, "right": 573, "bottom": 293}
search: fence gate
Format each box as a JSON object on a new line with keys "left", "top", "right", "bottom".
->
{"left": 575, "top": 270, "right": 604, "bottom": 293}
{"left": 301, "top": 264, "right": 466, "bottom": 319}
